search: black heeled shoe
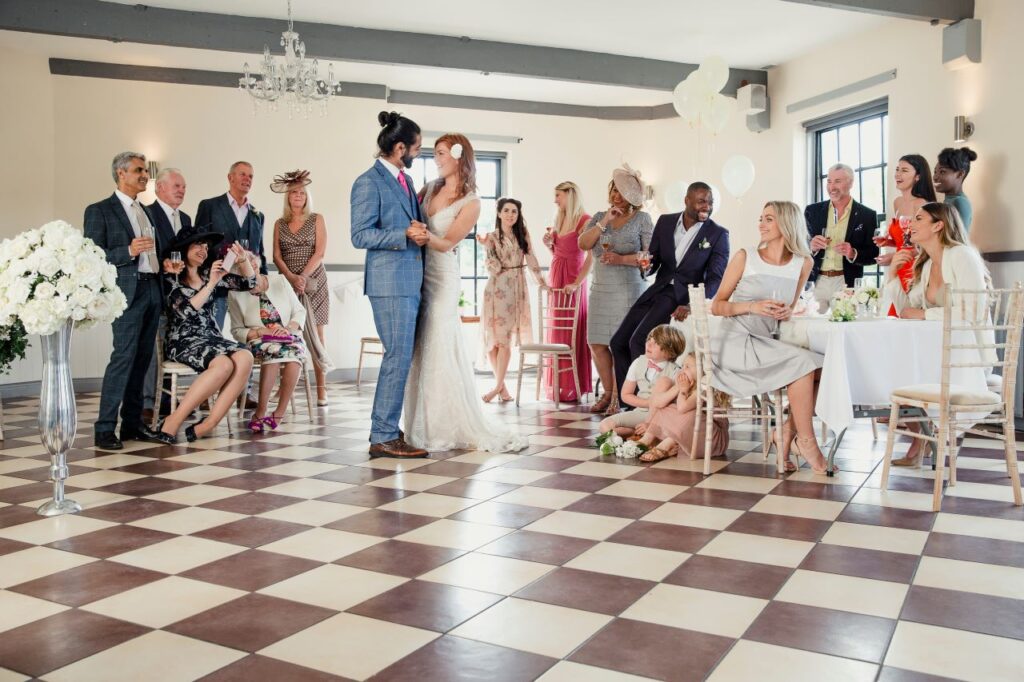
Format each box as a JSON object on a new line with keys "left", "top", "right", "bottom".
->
{"left": 154, "top": 421, "right": 178, "bottom": 446}
{"left": 185, "top": 423, "right": 199, "bottom": 443}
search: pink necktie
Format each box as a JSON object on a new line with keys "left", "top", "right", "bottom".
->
{"left": 648, "top": 360, "right": 662, "bottom": 371}
{"left": 397, "top": 172, "right": 410, "bottom": 195}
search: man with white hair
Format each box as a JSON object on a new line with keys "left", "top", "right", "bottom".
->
{"left": 806, "top": 163, "right": 879, "bottom": 312}
{"left": 142, "top": 168, "right": 192, "bottom": 422}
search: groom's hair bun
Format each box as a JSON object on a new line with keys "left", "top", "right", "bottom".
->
{"left": 378, "top": 111, "right": 401, "bottom": 128}
{"left": 376, "top": 112, "right": 421, "bottom": 157}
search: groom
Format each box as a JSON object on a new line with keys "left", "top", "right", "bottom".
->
{"left": 351, "top": 111, "right": 431, "bottom": 458}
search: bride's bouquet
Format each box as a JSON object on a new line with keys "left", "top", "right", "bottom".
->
{"left": 596, "top": 431, "right": 649, "bottom": 459}
{"left": 0, "top": 221, "right": 127, "bottom": 338}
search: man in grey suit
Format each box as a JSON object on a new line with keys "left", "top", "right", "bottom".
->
{"left": 195, "top": 161, "right": 267, "bottom": 328}
{"left": 84, "top": 152, "right": 167, "bottom": 450}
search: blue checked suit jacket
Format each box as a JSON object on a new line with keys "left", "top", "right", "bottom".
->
{"left": 350, "top": 160, "right": 424, "bottom": 297}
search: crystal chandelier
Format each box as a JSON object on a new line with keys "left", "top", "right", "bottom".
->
{"left": 238, "top": 0, "right": 341, "bottom": 115}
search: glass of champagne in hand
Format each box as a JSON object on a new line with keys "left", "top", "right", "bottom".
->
{"left": 636, "top": 250, "right": 651, "bottom": 272}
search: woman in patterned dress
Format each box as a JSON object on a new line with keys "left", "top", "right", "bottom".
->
{"left": 272, "top": 170, "right": 330, "bottom": 405}
{"left": 157, "top": 227, "right": 256, "bottom": 443}
{"left": 577, "top": 166, "right": 655, "bottom": 415}
{"left": 480, "top": 198, "right": 546, "bottom": 402}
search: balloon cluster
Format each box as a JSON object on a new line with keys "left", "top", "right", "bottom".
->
{"left": 672, "top": 56, "right": 737, "bottom": 134}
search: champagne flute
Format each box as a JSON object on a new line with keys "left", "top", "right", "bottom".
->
{"left": 600, "top": 233, "right": 612, "bottom": 255}
{"left": 897, "top": 215, "right": 912, "bottom": 249}
{"left": 238, "top": 238, "right": 250, "bottom": 252}
{"left": 636, "top": 249, "right": 651, "bottom": 272}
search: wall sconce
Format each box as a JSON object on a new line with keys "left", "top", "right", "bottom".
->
{"left": 953, "top": 115, "right": 975, "bottom": 143}
{"left": 147, "top": 161, "right": 160, "bottom": 178}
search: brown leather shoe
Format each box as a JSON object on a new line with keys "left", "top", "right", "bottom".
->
{"left": 369, "top": 438, "right": 428, "bottom": 459}
{"left": 141, "top": 408, "right": 154, "bottom": 424}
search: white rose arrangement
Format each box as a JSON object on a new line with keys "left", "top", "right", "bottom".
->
{"left": 854, "top": 285, "right": 879, "bottom": 305}
{"left": 0, "top": 220, "right": 127, "bottom": 338}
{"left": 596, "top": 431, "right": 649, "bottom": 459}
{"left": 829, "top": 295, "right": 857, "bottom": 322}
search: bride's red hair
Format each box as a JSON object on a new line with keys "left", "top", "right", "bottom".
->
{"left": 434, "top": 133, "right": 477, "bottom": 200}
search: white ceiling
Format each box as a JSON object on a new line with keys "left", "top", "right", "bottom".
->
{"left": 4, "top": 1, "right": 899, "bottom": 106}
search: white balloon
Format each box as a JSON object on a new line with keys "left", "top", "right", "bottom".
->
{"left": 721, "top": 155, "right": 756, "bottom": 198}
{"left": 698, "top": 56, "right": 729, "bottom": 93}
{"left": 672, "top": 79, "right": 702, "bottom": 122}
{"left": 704, "top": 94, "right": 736, "bottom": 134}
{"left": 686, "top": 69, "right": 715, "bottom": 98}
{"left": 662, "top": 181, "right": 688, "bottom": 212}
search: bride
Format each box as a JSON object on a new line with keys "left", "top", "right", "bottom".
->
{"left": 403, "top": 134, "right": 529, "bottom": 453}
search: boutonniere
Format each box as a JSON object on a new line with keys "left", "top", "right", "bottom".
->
{"left": 699, "top": 238, "right": 711, "bottom": 250}
{"left": 251, "top": 207, "right": 262, "bottom": 221}
{"left": 853, "top": 223, "right": 863, "bottom": 231}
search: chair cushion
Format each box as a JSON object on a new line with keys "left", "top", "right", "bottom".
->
{"left": 361, "top": 336, "right": 382, "bottom": 344}
{"left": 891, "top": 383, "right": 1001, "bottom": 406}
{"left": 987, "top": 373, "right": 1003, "bottom": 392}
{"left": 520, "top": 343, "right": 571, "bottom": 352}
{"left": 162, "top": 362, "right": 195, "bottom": 374}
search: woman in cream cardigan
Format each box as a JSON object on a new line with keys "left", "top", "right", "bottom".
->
{"left": 230, "top": 273, "right": 308, "bottom": 432}
{"left": 884, "top": 202, "right": 991, "bottom": 465}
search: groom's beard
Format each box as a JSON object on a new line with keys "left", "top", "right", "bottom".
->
{"left": 401, "top": 153, "right": 414, "bottom": 169}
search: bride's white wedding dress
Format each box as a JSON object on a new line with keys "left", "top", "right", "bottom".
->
{"left": 403, "top": 187, "right": 529, "bottom": 453}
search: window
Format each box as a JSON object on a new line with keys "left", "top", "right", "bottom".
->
{"left": 406, "top": 152, "right": 505, "bottom": 314}
{"left": 807, "top": 99, "right": 888, "bottom": 285}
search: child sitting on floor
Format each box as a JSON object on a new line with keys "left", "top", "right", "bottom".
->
{"left": 598, "top": 325, "right": 686, "bottom": 437}
{"left": 636, "top": 354, "right": 730, "bottom": 463}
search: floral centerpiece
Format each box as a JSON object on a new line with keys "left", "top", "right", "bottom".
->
{"left": 596, "top": 431, "right": 649, "bottom": 459}
{"left": 854, "top": 284, "right": 881, "bottom": 318}
{"left": 829, "top": 292, "right": 857, "bottom": 322}
{"left": 0, "top": 220, "right": 127, "bottom": 335}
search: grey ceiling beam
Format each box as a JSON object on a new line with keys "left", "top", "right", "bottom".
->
{"left": 48, "top": 58, "right": 680, "bottom": 121}
{"left": 2, "top": 0, "right": 766, "bottom": 93}
{"left": 778, "top": 0, "right": 973, "bottom": 23}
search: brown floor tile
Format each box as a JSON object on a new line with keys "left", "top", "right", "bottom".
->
{"left": 214, "top": 454, "right": 299, "bottom": 471}
{"left": 325, "top": 509, "right": 437, "bottom": 537}
{"left": 836, "top": 503, "right": 936, "bottom": 531}
{"left": 499, "top": 456, "right": 578, "bottom": 473}
{"left": 770, "top": 480, "right": 859, "bottom": 501}
{"left": 477, "top": 530, "right": 596, "bottom": 565}
{"left": 181, "top": 548, "right": 322, "bottom": 591}
{"left": 901, "top": 585, "right": 1024, "bottom": 641}
{"left": 308, "top": 450, "right": 377, "bottom": 466}
{"left": 114, "top": 459, "right": 198, "bottom": 475}
{"left": 313, "top": 466, "right": 393, "bottom": 485}
{"left": 335, "top": 540, "right": 465, "bottom": 578}
{"left": 664, "top": 555, "right": 793, "bottom": 599}
{"left": 799, "top": 544, "right": 919, "bottom": 583}
{"left": 0, "top": 504, "right": 39, "bottom": 529}
{"left": 530, "top": 473, "right": 616, "bottom": 493}
{"left": 97, "top": 476, "right": 193, "bottom": 497}
{"left": 570, "top": 618, "right": 733, "bottom": 681}
{"left": 412, "top": 461, "right": 485, "bottom": 478}
{"left": 45, "top": 525, "right": 176, "bottom": 558}
{"left": 349, "top": 580, "right": 503, "bottom": 632}
{"left": 429, "top": 479, "right": 518, "bottom": 500}
{"left": 0, "top": 610, "right": 150, "bottom": 677}
{"left": 608, "top": 520, "right": 719, "bottom": 554}
{"left": 876, "top": 666, "right": 965, "bottom": 682}
{"left": 939, "top": 495, "right": 1024, "bottom": 520}
{"left": 670, "top": 486, "right": 764, "bottom": 510}
{"left": 564, "top": 494, "right": 662, "bottom": 519}
{"left": 9, "top": 561, "right": 166, "bottom": 606}
{"left": 79, "top": 497, "right": 186, "bottom": 523}
{"left": 718, "top": 461, "right": 788, "bottom": 479}
{"left": 198, "top": 654, "right": 352, "bottom": 681}
{"left": 726, "top": 511, "right": 832, "bottom": 542}
{"left": 954, "top": 467, "right": 1020, "bottom": 486}
{"left": 217, "top": 441, "right": 294, "bottom": 455}
{"left": 744, "top": 601, "right": 896, "bottom": 663}
{"left": 193, "top": 516, "right": 309, "bottom": 548}
{"left": 202, "top": 492, "right": 301, "bottom": 515}
{"left": 0, "top": 536, "right": 32, "bottom": 556}
{"left": 317, "top": 485, "right": 414, "bottom": 507}
{"left": 167, "top": 593, "right": 336, "bottom": 651}
{"left": 924, "top": 532, "right": 1024, "bottom": 569}
{"left": 515, "top": 567, "right": 655, "bottom": 616}
{"left": 4, "top": 464, "right": 95, "bottom": 482}
{"left": 368, "top": 635, "right": 556, "bottom": 682}
{"left": 617, "top": 469, "right": 706, "bottom": 490}
{"left": 208, "top": 471, "right": 298, "bottom": 491}
{"left": 449, "top": 501, "right": 552, "bottom": 528}
{"left": 0, "top": 481, "right": 82, "bottom": 504}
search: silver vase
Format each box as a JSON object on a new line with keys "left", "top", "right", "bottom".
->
{"left": 36, "top": 319, "right": 81, "bottom": 516}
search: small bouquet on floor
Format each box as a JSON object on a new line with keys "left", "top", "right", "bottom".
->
{"left": 829, "top": 290, "right": 857, "bottom": 322}
{"left": 596, "top": 431, "right": 649, "bottom": 459}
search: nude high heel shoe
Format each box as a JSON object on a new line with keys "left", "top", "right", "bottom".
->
{"left": 790, "top": 435, "right": 837, "bottom": 475}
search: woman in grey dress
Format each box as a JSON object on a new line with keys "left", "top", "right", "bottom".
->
{"left": 578, "top": 166, "right": 654, "bottom": 415}
{"left": 709, "top": 201, "right": 833, "bottom": 474}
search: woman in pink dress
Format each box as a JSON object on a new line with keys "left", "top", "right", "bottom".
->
{"left": 542, "top": 181, "right": 593, "bottom": 402}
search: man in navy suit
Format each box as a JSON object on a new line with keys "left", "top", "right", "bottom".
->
{"left": 609, "top": 182, "right": 730, "bottom": 400}
{"left": 195, "top": 161, "right": 267, "bottom": 328}
{"left": 142, "top": 167, "right": 192, "bottom": 421}
{"left": 84, "top": 152, "right": 167, "bottom": 449}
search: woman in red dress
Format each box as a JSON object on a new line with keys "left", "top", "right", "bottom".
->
{"left": 542, "top": 181, "right": 593, "bottom": 402}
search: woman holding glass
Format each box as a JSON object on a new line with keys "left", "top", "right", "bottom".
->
{"left": 577, "top": 166, "right": 654, "bottom": 415}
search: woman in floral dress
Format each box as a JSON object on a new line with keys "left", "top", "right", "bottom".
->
{"left": 480, "top": 198, "right": 546, "bottom": 402}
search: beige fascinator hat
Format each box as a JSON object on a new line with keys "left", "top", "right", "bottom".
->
{"left": 270, "top": 169, "right": 312, "bottom": 193}
{"left": 611, "top": 164, "right": 647, "bottom": 207}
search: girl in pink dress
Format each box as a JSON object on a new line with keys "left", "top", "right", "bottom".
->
{"left": 542, "top": 181, "right": 593, "bottom": 402}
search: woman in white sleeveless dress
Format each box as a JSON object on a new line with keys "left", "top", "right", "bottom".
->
{"left": 403, "top": 134, "right": 529, "bottom": 453}
{"left": 709, "top": 201, "right": 833, "bottom": 474}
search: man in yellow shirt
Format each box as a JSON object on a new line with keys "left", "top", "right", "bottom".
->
{"left": 806, "top": 163, "right": 879, "bottom": 312}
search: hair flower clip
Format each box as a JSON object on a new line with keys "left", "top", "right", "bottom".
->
{"left": 451, "top": 143, "right": 464, "bottom": 160}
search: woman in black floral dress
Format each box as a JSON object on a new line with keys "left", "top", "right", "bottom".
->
{"left": 156, "top": 226, "right": 256, "bottom": 443}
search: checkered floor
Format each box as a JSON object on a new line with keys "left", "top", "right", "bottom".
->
{"left": 0, "top": 381, "right": 1022, "bottom": 682}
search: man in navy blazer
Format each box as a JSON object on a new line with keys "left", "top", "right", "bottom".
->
{"left": 609, "top": 182, "right": 730, "bottom": 399}
{"left": 195, "top": 161, "right": 267, "bottom": 328}
{"left": 143, "top": 167, "right": 192, "bottom": 420}
{"left": 84, "top": 151, "right": 167, "bottom": 449}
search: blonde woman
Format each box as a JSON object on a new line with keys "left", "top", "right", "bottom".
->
{"left": 709, "top": 201, "right": 833, "bottom": 474}
{"left": 272, "top": 170, "right": 330, "bottom": 405}
{"left": 542, "top": 181, "right": 593, "bottom": 402}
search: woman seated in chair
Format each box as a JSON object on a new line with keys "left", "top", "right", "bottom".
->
{"left": 883, "top": 202, "right": 991, "bottom": 466}
{"left": 155, "top": 227, "right": 256, "bottom": 443}
{"left": 229, "top": 272, "right": 308, "bottom": 432}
